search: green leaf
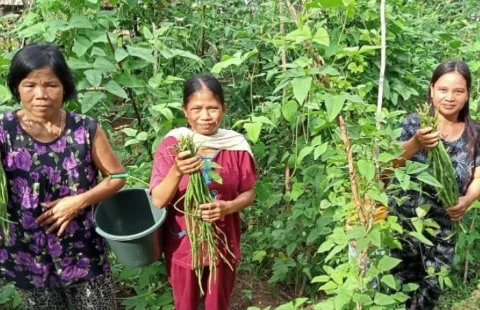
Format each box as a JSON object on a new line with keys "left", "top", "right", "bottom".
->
{"left": 289, "top": 182, "right": 305, "bottom": 200}
{"left": 93, "top": 57, "right": 116, "bottom": 73}
{"left": 84, "top": 69, "right": 102, "bottom": 87}
{"left": 311, "top": 275, "right": 330, "bottom": 283}
{"left": 411, "top": 218, "right": 424, "bottom": 233}
{"left": 68, "top": 58, "right": 92, "bottom": 70}
{"left": 408, "top": 231, "right": 434, "bottom": 246}
{"left": 402, "top": 283, "right": 419, "bottom": 292}
{"left": 210, "top": 50, "right": 259, "bottom": 74}
{"left": 374, "top": 292, "right": 396, "bottom": 306}
{"left": 291, "top": 77, "right": 312, "bottom": 105}
{"left": 286, "top": 242, "right": 296, "bottom": 256}
{"left": 120, "top": 128, "right": 137, "bottom": 137}
{"left": 359, "top": 45, "right": 381, "bottom": 53}
{"left": 17, "top": 22, "right": 46, "bottom": 37}
{"left": 347, "top": 227, "right": 367, "bottom": 240}
{"left": 282, "top": 100, "right": 297, "bottom": 122}
{"left": 324, "top": 94, "right": 346, "bottom": 121}
{"left": 126, "top": 46, "right": 155, "bottom": 63}
{"left": 207, "top": 170, "right": 223, "bottom": 184}
{"left": 72, "top": 37, "right": 92, "bottom": 57}
{"left": 381, "top": 274, "right": 397, "bottom": 290}
{"left": 357, "top": 159, "right": 375, "bottom": 182}
{"left": 406, "top": 161, "right": 428, "bottom": 174}
{"left": 105, "top": 80, "right": 128, "bottom": 99}
{"left": 142, "top": 26, "right": 153, "bottom": 40}
{"left": 115, "top": 48, "right": 129, "bottom": 63}
{"left": 285, "top": 26, "right": 312, "bottom": 43}
{"left": 151, "top": 105, "right": 174, "bottom": 120}
{"left": 313, "top": 27, "right": 330, "bottom": 46}
{"left": 377, "top": 256, "right": 401, "bottom": 273}
{"left": 67, "top": 15, "right": 93, "bottom": 29}
{"left": 0, "top": 85, "right": 12, "bottom": 103}
{"left": 417, "top": 172, "right": 443, "bottom": 188}
{"left": 244, "top": 122, "right": 262, "bottom": 143}
{"left": 80, "top": 91, "right": 104, "bottom": 114}
{"left": 251, "top": 250, "right": 266, "bottom": 262}
{"left": 315, "top": 0, "right": 345, "bottom": 8}
{"left": 314, "top": 143, "right": 328, "bottom": 160}
{"left": 367, "top": 189, "right": 388, "bottom": 206}
{"left": 317, "top": 239, "right": 335, "bottom": 253}
{"left": 415, "top": 204, "right": 431, "bottom": 218}
{"left": 297, "top": 146, "right": 313, "bottom": 165}
{"left": 136, "top": 131, "right": 148, "bottom": 141}
{"left": 171, "top": 48, "right": 203, "bottom": 63}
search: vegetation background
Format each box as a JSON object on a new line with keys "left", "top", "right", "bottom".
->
{"left": 0, "top": 0, "right": 479, "bottom": 309}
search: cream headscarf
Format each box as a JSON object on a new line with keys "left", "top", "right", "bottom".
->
{"left": 165, "top": 127, "right": 253, "bottom": 157}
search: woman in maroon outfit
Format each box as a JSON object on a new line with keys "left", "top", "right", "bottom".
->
{"left": 149, "top": 74, "right": 257, "bottom": 310}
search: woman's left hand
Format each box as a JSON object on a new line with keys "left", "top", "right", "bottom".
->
{"left": 447, "top": 196, "right": 471, "bottom": 221}
{"left": 36, "top": 195, "right": 85, "bottom": 236}
{"left": 199, "top": 201, "right": 228, "bottom": 223}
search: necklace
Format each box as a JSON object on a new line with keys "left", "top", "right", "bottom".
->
{"left": 22, "top": 110, "right": 65, "bottom": 139}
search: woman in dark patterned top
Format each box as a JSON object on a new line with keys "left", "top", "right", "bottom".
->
{"left": 392, "top": 60, "right": 480, "bottom": 310}
{"left": 0, "top": 43, "right": 125, "bottom": 309}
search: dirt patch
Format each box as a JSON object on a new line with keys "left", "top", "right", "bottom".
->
{"left": 450, "top": 289, "right": 480, "bottom": 310}
{"left": 230, "top": 271, "right": 291, "bottom": 309}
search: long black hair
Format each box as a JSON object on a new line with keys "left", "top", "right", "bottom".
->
{"left": 428, "top": 60, "right": 478, "bottom": 160}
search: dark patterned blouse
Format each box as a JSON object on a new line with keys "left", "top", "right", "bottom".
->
{"left": 392, "top": 113, "right": 480, "bottom": 231}
{"left": 0, "top": 111, "right": 110, "bottom": 290}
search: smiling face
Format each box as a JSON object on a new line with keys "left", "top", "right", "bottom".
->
{"left": 183, "top": 88, "right": 225, "bottom": 135}
{"left": 430, "top": 71, "right": 469, "bottom": 120}
{"left": 18, "top": 66, "right": 64, "bottom": 118}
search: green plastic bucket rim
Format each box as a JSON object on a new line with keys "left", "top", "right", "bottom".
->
{"left": 94, "top": 188, "right": 167, "bottom": 242}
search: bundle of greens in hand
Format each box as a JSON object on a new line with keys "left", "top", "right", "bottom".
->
{"left": 418, "top": 103, "right": 459, "bottom": 209}
{"left": 174, "top": 134, "right": 234, "bottom": 295}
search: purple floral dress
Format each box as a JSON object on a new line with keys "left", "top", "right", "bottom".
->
{"left": 0, "top": 111, "right": 110, "bottom": 290}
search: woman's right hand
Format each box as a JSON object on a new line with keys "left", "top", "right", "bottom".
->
{"left": 173, "top": 150, "right": 202, "bottom": 175}
{"left": 414, "top": 127, "right": 439, "bottom": 149}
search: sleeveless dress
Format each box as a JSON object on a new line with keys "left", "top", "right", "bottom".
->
{"left": 0, "top": 111, "right": 110, "bottom": 290}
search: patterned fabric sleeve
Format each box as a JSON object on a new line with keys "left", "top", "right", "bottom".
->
{"left": 238, "top": 151, "right": 257, "bottom": 193}
{"left": 399, "top": 113, "right": 421, "bottom": 143}
{"left": 149, "top": 136, "right": 178, "bottom": 192}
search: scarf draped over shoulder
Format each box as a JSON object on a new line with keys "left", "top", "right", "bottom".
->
{"left": 165, "top": 127, "right": 253, "bottom": 157}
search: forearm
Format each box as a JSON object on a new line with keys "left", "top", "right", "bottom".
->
{"left": 462, "top": 178, "right": 480, "bottom": 206}
{"left": 151, "top": 165, "right": 183, "bottom": 208}
{"left": 78, "top": 177, "right": 126, "bottom": 209}
{"left": 393, "top": 137, "right": 421, "bottom": 167}
{"left": 223, "top": 188, "right": 255, "bottom": 215}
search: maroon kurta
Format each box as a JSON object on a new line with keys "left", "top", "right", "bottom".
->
{"left": 149, "top": 136, "right": 256, "bottom": 267}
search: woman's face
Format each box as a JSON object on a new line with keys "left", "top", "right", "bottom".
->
{"left": 18, "top": 66, "right": 64, "bottom": 118}
{"left": 183, "top": 88, "right": 225, "bottom": 135}
{"left": 430, "top": 71, "right": 468, "bottom": 120}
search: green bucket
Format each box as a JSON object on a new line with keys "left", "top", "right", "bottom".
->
{"left": 94, "top": 188, "right": 167, "bottom": 267}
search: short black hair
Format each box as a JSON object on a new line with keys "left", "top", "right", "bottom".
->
{"left": 7, "top": 42, "right": 77, "bottom": 102}
{"left": 183, "top": 74, "right": 224, "bottom": 107}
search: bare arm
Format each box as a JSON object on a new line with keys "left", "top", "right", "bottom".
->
{"left": 199, "top": 187, "right": 255, "bottom": 223}
{"left": 447, "top": 166, "right": 480, "bottom": 221}
{"left": 393, "top": 127, "right": 439, "bottom": 167}
{"left": 151, "top": 150, "right": 202, "bottom": 208}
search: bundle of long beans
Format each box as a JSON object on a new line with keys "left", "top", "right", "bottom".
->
{"left": 0, "top": 163, "right": 9, "bottom": 244}
{"left": 418, "top": 103, "right": 459, "bottom": 208}
{"left": 174, "top": 135, "right": 234, "bottom": 295}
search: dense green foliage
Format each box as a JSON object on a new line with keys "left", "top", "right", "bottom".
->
{"left": 0, "top": 0, "right": 479, "bottom": 309}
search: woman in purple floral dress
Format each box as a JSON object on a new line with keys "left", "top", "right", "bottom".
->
{"left": 0, "top": 43, "right": 125, "bottom": 309}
